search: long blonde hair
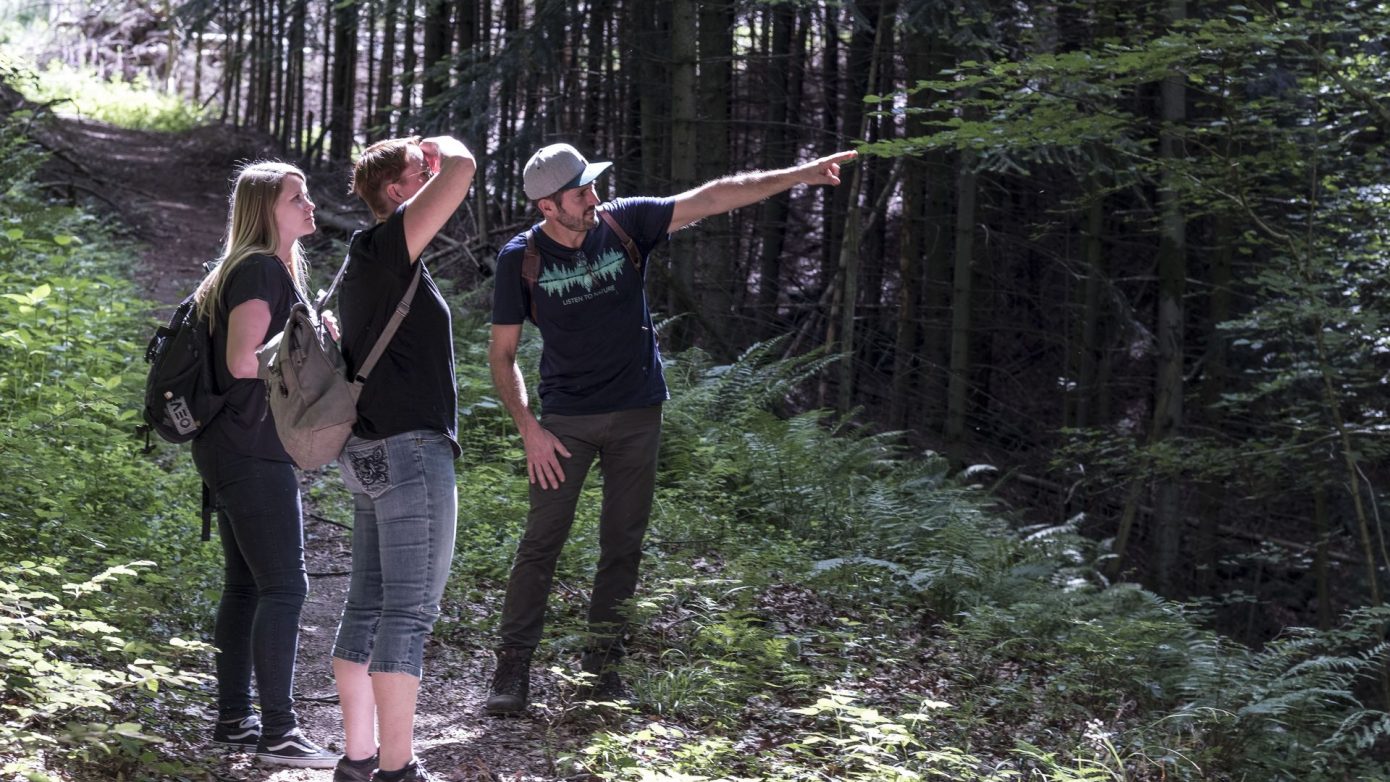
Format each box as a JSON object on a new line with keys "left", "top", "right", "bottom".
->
{"left": 195, "top": 161, "right": 311, "bottom": 324}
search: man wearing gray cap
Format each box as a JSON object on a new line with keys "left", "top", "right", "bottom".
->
{"left": 485, "top": 141, "right": 856, "bottom": 715}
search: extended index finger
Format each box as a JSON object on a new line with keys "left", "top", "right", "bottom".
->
{"left": 822, "top": 150, "right": 858, "bottom": 166}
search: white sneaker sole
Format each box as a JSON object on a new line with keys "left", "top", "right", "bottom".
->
{"left": 256, "top": 751, "right": 339, "bottom": 769}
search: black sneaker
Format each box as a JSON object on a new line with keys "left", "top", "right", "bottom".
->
{"left": 211, "top": 713, "right": 261, "bottom": 751}
{"left": 334, "top": 752, "right": 378, "bottom": 782}
{"left": 484, "top": 648, "right": 532, "bottom": 716}
{"left": 371, "top": 758, "right": 434, "bottom": 781}
{"left": 255, "top": 727, "right": 338, "bottom": 768}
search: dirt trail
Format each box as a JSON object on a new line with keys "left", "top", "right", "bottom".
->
{"left": 35, "top": 114, "right": 571, "bottom": 780}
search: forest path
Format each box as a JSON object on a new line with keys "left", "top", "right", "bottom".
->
{"left": 35, "top": 115, "right": 563, "bottom": 780}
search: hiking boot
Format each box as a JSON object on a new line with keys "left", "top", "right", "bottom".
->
{"left": 255, "top": 727, "right": 338, "bottom": 768}
{"left": 578, "top": 652, "right": 634, "bottom": 706}
{"left": 211, "top": 713, "right": 261, "bottom": 751}
{"left": 577, "top": 668, "right": 633, "bottom": 705}
{"left": 334, "top": 752, "right": 378, "bottom": 782}
{"left": 371, "top": 758, "right": 434, "bottom": 781}
{"left": 484, "top": 648, "right": 532, "bottom": 716}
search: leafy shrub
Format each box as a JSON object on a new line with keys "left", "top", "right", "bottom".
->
{"left": 0, "top": 559, "right": 212, "bottom": 778}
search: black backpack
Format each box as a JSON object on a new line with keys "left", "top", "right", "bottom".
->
{"left": 138, "top": 263, "right": 224, "bottom": 539}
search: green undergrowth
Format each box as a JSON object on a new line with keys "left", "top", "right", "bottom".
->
{"left": 0, "top": 116, "right": 221, "bottom": 779}
{"left": 433, "top": 329, "right": 1390, "bottom": 780}
{"left": 3, "top": 55, "right": 209, "bottom": 132}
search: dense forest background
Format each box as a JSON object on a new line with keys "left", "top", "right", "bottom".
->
{"left": 22, "top": 0, "right": 1384, "bottom": 638}
{"left": 2, "top": 0, "right": 1390, "bottom": 779}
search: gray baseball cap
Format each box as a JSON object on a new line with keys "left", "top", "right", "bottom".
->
{"left": 522, "top": 143, "right": 613, "bottom": 200}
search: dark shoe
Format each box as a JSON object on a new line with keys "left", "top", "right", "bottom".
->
{"left": 371, "top": 758, "right": 434, "bottom": 781}
{"left": 211, "top": 713, "right": 261, "bottom": 751}
{"left": 334, "top": 752, "right": 378, "bottom": 782}
{"left": 577, "top": 668, "right": 634, "bottom": 705}
{"left": 255, "top": 727, "right": 338, "bottom": 768}
{"left": 484, "top": 648, "right": 532, "bottom": 716}
{"left": 578, "top": 653, "right": 634, "bottom": 706}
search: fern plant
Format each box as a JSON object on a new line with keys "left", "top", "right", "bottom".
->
{"left": 1164, "top": 604, "right": 1390, "bottom": 780}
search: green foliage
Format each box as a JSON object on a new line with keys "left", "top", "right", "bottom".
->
{"left": 8, "top": 57, "right": 208, "bottom": 131}
{"left": 0, "top": 153, "right": 220, "bottom": 627}
{"left": 1162, "top": 605, "right": 1390, "bottom": 780}
{"left": 0, "top": 120, "right": 220, "bottom": 778}
{"left": 0, "top": 559, "right": 212, "bottom": 777}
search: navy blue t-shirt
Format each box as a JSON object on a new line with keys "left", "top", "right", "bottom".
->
{"left": 492, "top": 197, "right": 676, "bottom": 416}
{"left": 338, "top": 206, "right": 459, "bottom": 453}
{"left": 197, "top": 253, "right": 296, "bottom": 462}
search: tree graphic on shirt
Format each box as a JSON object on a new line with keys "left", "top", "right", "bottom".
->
{"left": 537, "top": 248, "right": 627, "bottom": 298}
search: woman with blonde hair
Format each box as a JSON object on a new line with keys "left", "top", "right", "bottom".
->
{"left": 193, "top": 161, "right": 336, "bottom": 768}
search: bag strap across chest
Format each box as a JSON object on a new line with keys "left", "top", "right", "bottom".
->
{"left": 521, "top": 209, "right": 640, "bottom": 325}
{"left": 314, "top": 236, "right": 421, "bottom": 384}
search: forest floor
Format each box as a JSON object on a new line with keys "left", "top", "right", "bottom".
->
{"left": 35, "top": 116, "right": 575, "bottom": 781}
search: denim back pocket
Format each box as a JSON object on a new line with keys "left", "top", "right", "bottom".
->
{"left": 341, "top": 439, "right": 393, "bottom": 499}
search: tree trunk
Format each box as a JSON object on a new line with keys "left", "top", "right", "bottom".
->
{"left": 890, "top": 20, "right": 936, "bottom": 429}
{"left": 755, "top": 4, "right": 798, "bottom": 341}
{"left": 667, "top": 0, "right": 699, "bottom": 347}
{"left": 193, "top": 27, "right": 202, "bottom": 104}
{"left": 316, "top": 1, "right": 330, "bottom": 162}
{"left": 944, "top": 150, "right": 978, "bottom": 463}
{"left": 833, "top": 0, "right": 892, "bottom": 413}
{"left": 1193, "top": 209, "right": 1235, "bottom": 593}
{"left": 452, "top": 0, "right": 477, "bottom": 133}
{"left": 1313, "top": 485, "right": 1332, "bottom": 630}
{"left": 1073, "top": 190, "right": 1105, "bottom": 429}
{"left": 399, "top": 0, "right": 418, "bottom": 134}
{"left": 329, "top": 0, "right": 359, "bottom": 161}
{"left": 421, "top": 0, "right": 451, "bottom": 122}
{"left": 373, "top": 0, "right": 398, "bottom": 141}
{"left": 696, "top": 0, "right": 734, "bottom": 354}
{"left": 857, "top": 0, "right": 897, "bottom": 333}
{"left": 1151, "top": 0, "right": 1188, "bottom": 596}
{"left": 818, "top": 3, "right": 844, "bottom": 296}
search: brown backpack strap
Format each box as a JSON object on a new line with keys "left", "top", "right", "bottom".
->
{"left": 521, "top": 229, "right": 541, "bottom": 324}
{"left": 598, "top": 209, "right": 641, "bottom": 271}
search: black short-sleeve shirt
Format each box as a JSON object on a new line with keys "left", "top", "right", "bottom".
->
{"left": 491, "top": 197, "right": 675, "bottom": 416}
{"left": 197, "top": 253, "right": 296, "bottom": 461}
{"left": 337, "top": 206, "right": 459, "bottom": 454}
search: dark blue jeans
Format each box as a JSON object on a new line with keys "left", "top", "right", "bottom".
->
{"left": 192, "top": 441, "right": 308, "bottom": 736}
{"left": 497, "top": 404, "right": 662, "bottom": 659}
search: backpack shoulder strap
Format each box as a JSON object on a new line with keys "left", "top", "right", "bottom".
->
{"left": 316, "top": 250, "right": 353, "bottom": 313}
{"left": 522, "top": 229, "right": 540, "bottom": 324}
{"left": 598, "top": 209, "right": 641, "bottom": 271}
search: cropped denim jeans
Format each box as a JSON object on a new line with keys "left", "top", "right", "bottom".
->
{"left": 190, "top": 441, "right": 308, "bottom": 736}
{"left": 333, "top": 430, "right": 457, "bottom": 678}
{"left": 497, "top": 404, "right": 662, "bottom": 660}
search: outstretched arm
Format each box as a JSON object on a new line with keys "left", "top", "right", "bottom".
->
{"left": 667, "top": 150, "right": 857, "bottom": 233}
{"left": 488, "top": 323, "right": 572, "bottom": 490}
{"left": 403, "top": 135, "right": 477, "bottom": 262}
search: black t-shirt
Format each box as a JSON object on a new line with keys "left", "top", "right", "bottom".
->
{"left": 197, "top": 253, "right": 296, "bottom": 462}
{"left": 338, "top": 206, "right": 459, "bottom": 454}
{"left": 492, "top": 197, "right": 675, "bottom": 416}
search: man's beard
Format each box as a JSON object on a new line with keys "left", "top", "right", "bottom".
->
{"left": 554, "top": 206, "right": 597, "bottom": 233}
